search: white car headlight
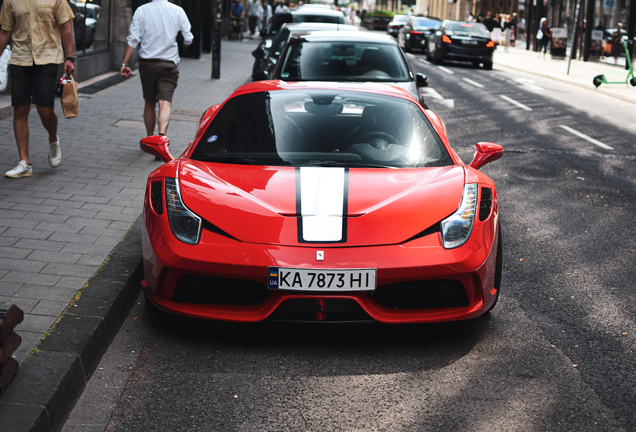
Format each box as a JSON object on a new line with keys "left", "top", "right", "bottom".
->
{"left": 441, "top": 184, "right": 478, "bottom": 249}
{"left": 165, "top": 177, "right": 202, "bottom": 245}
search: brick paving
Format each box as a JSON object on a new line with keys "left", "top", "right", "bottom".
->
{"left": 0, "top": 38, "right": 260, "bottom": 364}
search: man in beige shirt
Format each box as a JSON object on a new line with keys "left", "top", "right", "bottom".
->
{"left": 0, "top": 0, "right": 75, "bottom": 178}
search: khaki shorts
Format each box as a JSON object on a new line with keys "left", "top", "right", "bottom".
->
{"left": 139, "top": 59, "right": 179, "bottom": 103}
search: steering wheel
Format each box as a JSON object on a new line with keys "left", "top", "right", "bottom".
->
{"left": 353, "top": 131, "right": 399, "bottom": 149}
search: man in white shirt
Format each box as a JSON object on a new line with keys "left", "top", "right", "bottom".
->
{"left": 119, "top": 0, "right": 193, "bottom": 137}
{"left": 247, "top": 0, "right": 260, "bottom": 38}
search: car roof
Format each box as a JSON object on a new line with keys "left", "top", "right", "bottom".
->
{"left": 285, "top": 8, "right": 345, "bottom": 17}
{"left": 292, "top": 31, "right": 399, "bottom": 44}
{"left": 413, "top": 17, "right": 442, "bottom": 22}
{"left": 233, "top": 80, "right": 417, "bottom": 102}
{"left": 281, "top": 22, "right": 358, "bottom": 32}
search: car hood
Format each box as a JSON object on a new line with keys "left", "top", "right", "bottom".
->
{"left": 178, "top": 161, "right": 465, "bottom": 247}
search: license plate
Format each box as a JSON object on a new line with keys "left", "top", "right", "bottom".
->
{"left": 268, "top": 267, "right": 376, "bottom": 291}
{"left": 463, "top": 40, "right": 478, "bottom": 45}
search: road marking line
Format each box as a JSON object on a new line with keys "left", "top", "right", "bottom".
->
{"left": 418, "top": 58, "right": 431, "bottom": 65}
{"left": 500, "top": 95, "right": 532, "bottom": 111}
{"left": 513, "top": 77, "right": 544, "bottom": 91}
{"left": 438, "top": 66, "right": 454, "bottom": 74}
{"left": 421, "top": 88, "right": 444, "bottom": 100}
{"left": 559, "top": 125, "right": 614, "bottom": 150}
{"left": 420, "top": 88, "right": 455, "bottom": 109}
{"left": 462, "top": 77, "right": 485, "bottom": 88}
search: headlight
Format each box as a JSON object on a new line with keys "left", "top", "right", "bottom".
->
{"left": 165, "top": 177, "right": 202, "bottom": 245}
{"left": 441, "top": 184, "right": 478, "bottom": 249}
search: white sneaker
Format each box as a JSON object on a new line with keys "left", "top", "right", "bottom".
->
{"left": 5, "top": 160, "right": 33, "bottom": 178}
{"left": 49, "top": 139, "right": 61, "bottom": 167}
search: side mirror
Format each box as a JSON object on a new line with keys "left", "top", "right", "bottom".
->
{"left": 140, "top": 135, "right": 175, "bottom": 163}
{"left": 469, "top": 142, "right": 504, "bottom": 170}
{"left": 416, "top": 73, "right": 429, "bottom": 87}
{"left": 252, "top": 48, "right": 265, "bottom": 59}
{"left": 252, "top": 70, "right": 269, "bottom": 81}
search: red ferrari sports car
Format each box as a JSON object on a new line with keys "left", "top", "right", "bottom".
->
{"left": 140, "top": 80, "right": 504, "bottom": 323}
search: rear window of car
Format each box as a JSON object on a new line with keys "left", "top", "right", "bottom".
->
{"left": 445, "top": 22, "right": 490, "bottom": 37}
{"left": 393, "top": 15, "right": 410, "bottom": 23}
{"left": 279, "top": 42, "right": 411, "bottom": 82}
{"left": 293, "top": 14, "right": 345, "bottom": 24}
{"left": 414, "top": 19, "right": 441, "bottom": 30}
{"left": 191, "top": 90, "right": 452, "bottom": 169}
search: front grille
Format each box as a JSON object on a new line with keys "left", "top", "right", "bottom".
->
{"left": 267, "top": 298, "right": 372, "bottom": 322}
{"left": 171, "top": 274, "right": 270, "bottom": 306}
{"left": 368, "top": 279, "right": 469, "bottom": 309}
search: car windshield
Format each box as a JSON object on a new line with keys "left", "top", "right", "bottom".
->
{"left": 393, "top": 15, "right": 410, "bottom": 23}
{"left": 279, "top": 42, "right": 411, "bottom": 82}
{"left": 414, "top": 19, "right": 441, "bottom": 29}
{"left": 191, "top": 90, "right": 452, "bottom": 168}
{"left": 446, "top": 22, "right": 490, "bottom": 37}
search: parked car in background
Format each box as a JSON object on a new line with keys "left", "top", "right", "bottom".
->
{"left": 252, "top": 8, "right": 347, "bottom": 69}
{"left": 252, "top": 22, "right": 358, "bottom": 81}
{"left": 427, "top": 20, "right": 495, "bottom": 69}
{"left": 398, "top": 16, "right": 442, "bottom": 53}
{"left": 386, "top": 14, "right": 410, "bottom": 38}
{"left": 139, "top": 81, "right": 504, "bottom": 323}
{"left": 271, "top": 31, "right": 430, "bottom": 107}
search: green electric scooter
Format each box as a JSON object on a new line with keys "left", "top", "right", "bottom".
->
{"left": 593, "top": 40, "right": 636, "bottom": 88}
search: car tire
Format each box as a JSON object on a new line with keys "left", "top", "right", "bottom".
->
{"left": 483, "top": 61, "right": 493, "bottom": 70}
{"left": 435, "top": 51, "right": 444, "bottom": 65}
{"left": 426, "top": 49, "right": 433, "bottom": 62}
{"left": 485, "top": 223, "right": 503, "bottom": 314}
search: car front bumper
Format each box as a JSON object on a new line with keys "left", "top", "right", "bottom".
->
{"left": 142, "top": 209, "right": 500, "bottom": 324}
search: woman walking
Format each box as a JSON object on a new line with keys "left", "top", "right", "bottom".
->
{"left": 537, "top": 18, "right": 552, "bottom": 58}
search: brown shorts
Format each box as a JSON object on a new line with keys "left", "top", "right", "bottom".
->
{"left": 139, "top": 59, "right": 179, "bottom": 103}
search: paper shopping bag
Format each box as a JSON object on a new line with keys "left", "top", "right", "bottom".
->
{"left": 61, "top": 74, "right": 79, "bottom": 118}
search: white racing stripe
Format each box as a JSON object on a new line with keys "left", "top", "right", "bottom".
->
{"left": 559, "top": 125, "right": 614, "bottom": 150}
{"left": 500, "top": 95, "right": 533, "bottom": 111}
{"left": 462, "top": 77, "right": 485, "bottom": 88}
{"left": 438, "top": 66, "right": 454, "bottom": 74}
{"left": 300, "top": 167, "right": 345, "bottom": 242}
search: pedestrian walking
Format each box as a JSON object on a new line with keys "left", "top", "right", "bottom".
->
{"left": 0, "top": 0, "right": 75, "bottom": 178}
{"left": 537, "top": 18, "right": 551, "bottom": 58}
{"left": 248, "top": 0, "right": 259, "bottom": 38}
{"left": 503, "top": 15, "right": 513, "bottom": 52}
{"left": 263, "top": 0, "right": 273, "bottom": 38}
{"left": 229, "top": 0, "right": 245, "bottom": 39}
{"left": 119, "top": 0, "right": 193, "bottom": 138}
{"left": 611, "top": 24, "right": 623, "bottom": 65}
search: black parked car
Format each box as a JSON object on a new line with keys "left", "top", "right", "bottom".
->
{"left": 271, "top": 31, "right": 430, "bottom": 107}
{"left": 386, "top": 14, "right": 410, "bottom": 38}
{"left": 427, "top": 20, "right": 495, "bottom": 69}
{"left": 252, "top": 22, "right": 358, "bottom": 81}
{"left": 398, "top": 17, "right": 442, "bottom": 53}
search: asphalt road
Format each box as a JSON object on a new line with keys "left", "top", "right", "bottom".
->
{"left": 64, "top": 54, "right": 636, "bottom": 432}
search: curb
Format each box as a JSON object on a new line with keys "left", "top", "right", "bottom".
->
{"left": 0, "top": 218, "right": 144, "bottom": 432}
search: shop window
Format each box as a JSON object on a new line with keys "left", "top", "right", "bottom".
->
{"left": 70, "top": 0, "right": 110, "bottom": 55}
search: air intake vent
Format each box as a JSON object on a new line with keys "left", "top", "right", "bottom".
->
{"left": 479, "top": 188, "right": 492, "bottom": 222}
{"left": 150, "top": 181, "right": 163, "bottom": 215}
